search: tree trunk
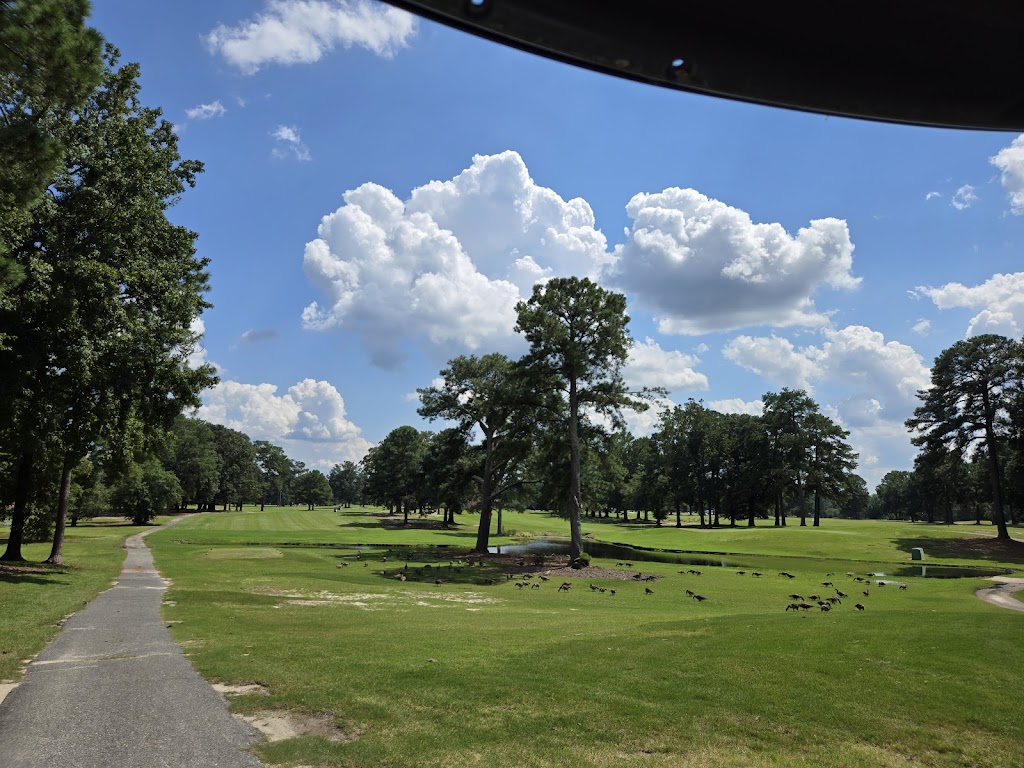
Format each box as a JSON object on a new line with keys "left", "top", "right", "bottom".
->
{"left": 567, "top": 378, "right": 584, "bottom": 563}
{"left": 813, "top": 488, "right": 821, "bottom": 527}
{"left": 748, "top": 505, "right": 756, "bottom": 527}
{"left": 46, "top": 453, "right": 76, "bottom": 565}
{"left": 798, "top": 477, "right": 807, "bottom": 526}
{"left": 403, "top": 499, "right": 409, "bottom": 525}
{"left": 1, "top": 448, "right": 35, "bottom": 562}
{"left": 983, "top": 393, "right": 1010, "bottom": 539}
{"left": 774, "top": 496, "right": 781, "bottom": 527}
{"left": 675, "top": 503, "right": 681, "bottom": 528}
{"left": 497, "top": 507, "right": 503, "bottom": 536}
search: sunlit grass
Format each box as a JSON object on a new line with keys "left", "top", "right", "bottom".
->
{"left": 149, "top": 509, "right": 1024, "bottom": 767}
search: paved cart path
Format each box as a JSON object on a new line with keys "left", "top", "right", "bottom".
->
{"left": 976, "top": 576, "right": 1024, "bottom": 613}
{"left": 0, "top": 519, "right": 263, "bottom": 768}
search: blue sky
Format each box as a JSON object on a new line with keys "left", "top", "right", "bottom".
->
{"left": 89, "top": 0, "right": 1024, "bottom": 490}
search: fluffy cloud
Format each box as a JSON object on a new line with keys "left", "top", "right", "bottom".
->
{"left": 302, "top": 151, "right": 609, "bottom": 368}
{"left": 205, "top": 0, "right": 416, "bottom": 73}
{"left": 725, "top": 326, "right": 928, "bottom": 411}
{"left": 605, "top": 188, "right": 859, "bottom": 335}
{"left": 199, "top": 378, "right": 371, "bottom": 468}
{"left": 723, "top": 326, "right": 930, "bottom": 489}
{"left": 990, "top": 134, "right": 1024, "bottom": 214}
{"left": 951, "top": 184, "right": 978, "bottom": 211}
{"left": 624, "top": 338, "right": 707, "bottom": 392}
{"left": 185, "top": 100, "right": 226, "bottom": 120}
{"left": 722, "top": 335, "right": 821, "bottom": 391}
{"left": 271, "top": 125, "right": 311, "bottom": 162}
{"left": 911, "top": 319, "right": 930, "bottom": 336}
{"left": 917, "top": 272, "right": 1024, "bottom": 338}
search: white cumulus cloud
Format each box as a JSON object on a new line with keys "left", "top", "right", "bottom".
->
{"left": 624, "top": 338, "right": 708, "bottom": 392}
{"left": 185, "top": 100, "right": 226, "bottom": 120}
{"left": 991, "top": 134, "right": 1024, "bottom": 214}
{"left": 205, "top": 0, "right": 416, "bottom": 73}
{"left": 917, "top": 272, "right": 1024, "bottom": 338}
{"left": 911, "top": 319, "right": 930, "bottom": 336}
{"left": 605, "top": 187, "right": 859, "bottom": 335}
{"left": 199, "top": 378, "right": 372, "bottom": 467}
{"left": 723, "top": 325, "right": 930, "bottom": 489}
{"left": 722, "top": 335, "right": 821, "bottom": 391}
{"left": 301, "top": 151, "right": 610, "bottom": 368}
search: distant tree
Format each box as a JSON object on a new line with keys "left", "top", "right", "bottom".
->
{"left": 109, "top": 456, "right": 182, "bottom": 525}
{"left": 420, "top": 428, "right": 475, "bottom": 525}
{"left": 418, "top": 353, "right": 539, "bottom": 552}
{"left": 209, "top": 424, "right": 259, "bottom": 510}
{"left": 361, "top": 426, "right": 427, "bottom": 524}
{"left": 515, "top": 277, "right": 648, "bottom": 563}
{"left": 167, "top": 418, "right": 221, "bottom": 510}
{"left": 837, "top": 474, "right": 870, "bottom": 519}
{"left": 718, "top": 412, "right": 773, "bottom": 527}
{"left": 762, "top": 389, "right": 819, "bottom": 527}
{"left": 907, "top": 334, "right": 1023, "bottom": 540}
{"left": 253, "top": 441, "right": 291, "bottom": 508}
{"left": 328, "top": 461, "right": 363, "bottom": 507}
{"left": 292, "top": 470, "right": 333, "bottom": 510}
{"left": 804, "top": 412, "right": 858, "bottom": 527}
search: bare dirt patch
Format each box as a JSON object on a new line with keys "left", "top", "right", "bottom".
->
{"left": 212, "top": 682, "right": 268, "bottom": 696}
{"left": 238, "top": 710, "right": 357, "bottom": 743}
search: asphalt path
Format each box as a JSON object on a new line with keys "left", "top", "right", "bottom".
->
{"left": 976, "top": 576, "right": 1024, "bottom": 613}
{"left": 0, "top": 519, "right": 263, "bottom": 767}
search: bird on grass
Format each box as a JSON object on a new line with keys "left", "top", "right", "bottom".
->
{"left": 645, "top": 587, "right": 654, "bottom": 595}
{"left": 855, "top": 603, "right": 866, "bottom": 611}
{"left": 835, "top": 589, "right": 848, "bottom": 598}
{"left": 692, "top": 594, "right": 708, "bottom": 602}
{"left": 558, "top": 582, "right": 572, "bottom": 592}
{"left": 609, "top": 589, "right": 616, "bottom": 596}
{"left": 686, "top": 589, "right": 695, "bottom": 597}
{"left": 862, "top": 590, "right": 870, "bottom": 597}
{"left": 752, "top": 572, "right": 763, "bottom": 577}
{"left": 899, "top": 583, "right": 908, "bottom": 591}
{"left": 434, "top": 579, "right": 443, "bottom": 586}
{"left": 785, "top": 603, "right": 802, "bottom": 612}
{"left": 822, "top": 581, "right": 834, "bottom": 587}
{"left": 788, "top": 594, "right": 804, "bottom": 601}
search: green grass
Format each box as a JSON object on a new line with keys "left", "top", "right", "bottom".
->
{"left": 147, "top": 507, "right": 1024, "bottom": 767}
{"left": 0, "top": 517, "right": 169, "bottom": 680}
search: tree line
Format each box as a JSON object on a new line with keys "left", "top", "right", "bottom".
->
{"left": 878, "top": 334, "right": 1024, "bottom": 538}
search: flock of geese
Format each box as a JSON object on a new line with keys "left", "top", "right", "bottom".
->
{"left": 361, "top": 553, "right": 910, "bottom": 612}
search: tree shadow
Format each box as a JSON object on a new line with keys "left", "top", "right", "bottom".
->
{"left": 892, "top": 534, "right": 1024, "bottom": 565}
{"left": 0, "top": 562, "right": 71, "bottom": 585}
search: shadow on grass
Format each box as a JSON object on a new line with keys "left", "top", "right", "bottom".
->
{"left": 892, "top": 534, "right": 1024, "bottom": 565}
{"left": 0, "top": 562, "right": 71, "bottom": 585}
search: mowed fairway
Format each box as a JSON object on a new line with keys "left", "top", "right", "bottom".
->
{"left": 148, "top": 508, "right": 1024, "bottom": 768}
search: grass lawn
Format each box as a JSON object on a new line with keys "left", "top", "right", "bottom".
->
{"left": 0, "top": 517, "right": 170, "bottom": 681}
{"left": 147, "top": 507, "right": 1024, "bottom": 767}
